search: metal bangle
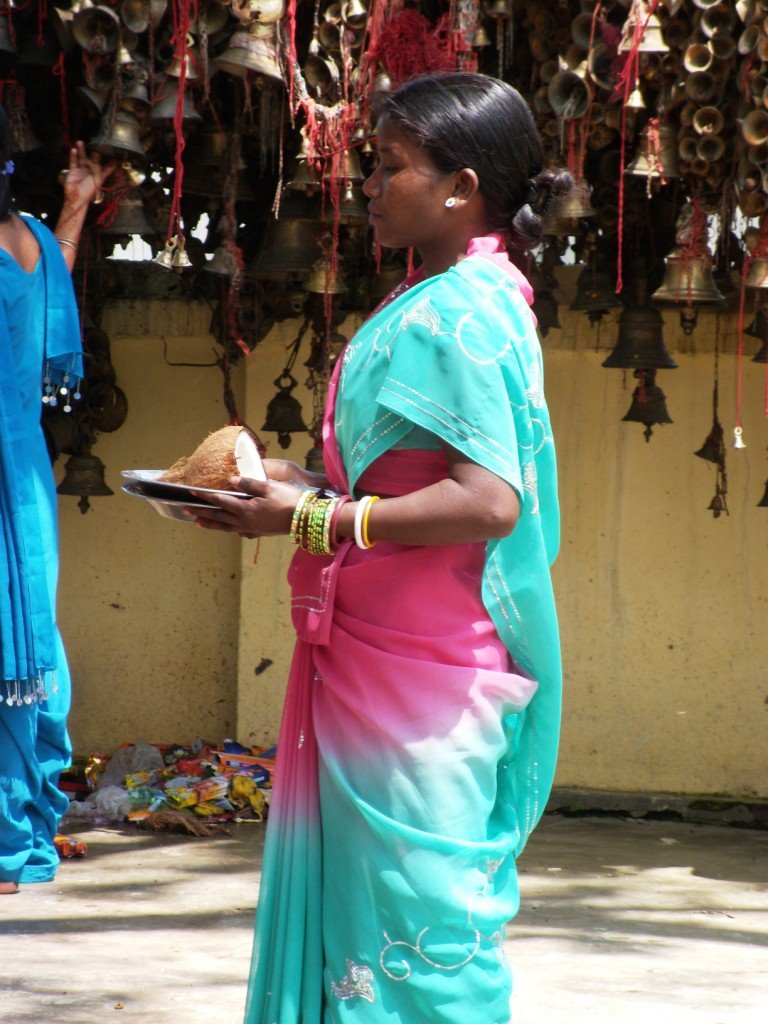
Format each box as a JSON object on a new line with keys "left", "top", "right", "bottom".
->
{"left": 56, "top": 237, "right": 79, "bottom": 253}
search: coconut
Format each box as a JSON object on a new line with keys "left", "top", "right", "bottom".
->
{"left": 160, "top": 425, "right": 243, "bottom": 489}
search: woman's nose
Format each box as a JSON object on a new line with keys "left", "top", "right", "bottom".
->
{"left": 362, "top": 171, "right": 378, "bottom": 198}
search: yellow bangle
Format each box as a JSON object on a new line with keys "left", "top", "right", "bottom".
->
{"left": 360, "top": 495, "right": 379, "bottom": 549}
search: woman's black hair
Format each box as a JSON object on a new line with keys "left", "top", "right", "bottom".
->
{"left": 0, "top": 104, "right": 12, "bottom": 222}
{"left": 379, "top": 72, "right": 573, "bottom": 263}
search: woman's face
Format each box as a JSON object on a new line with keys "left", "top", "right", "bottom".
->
{"left": 362, "top": 118, "right": 457, "bottom": 251}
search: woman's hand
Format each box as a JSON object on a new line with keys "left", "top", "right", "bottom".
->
{"left": 61, "top": 141, "right": 115, "bottom": 211}
{"left": 190, "top": 475, "right": 304, "bottom": 539}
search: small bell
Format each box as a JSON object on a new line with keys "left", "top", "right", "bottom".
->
{"left": 152, "top": 238, "right": 177, "bottom": 270}
{"left": 171, "top": 237, "right": 194, "bottom": 270}
{"left": 733, "top": 426, "right": 746, "bottom": 449}
{"left": 305, "top": 256, "right": 348, "bottom": 295}
{"left": 262, "top": 374, "right": 308, "bottom": 450}
{"left": 707, "top": 489, "right": 728, "bottom": 519}
{"left": 569, "top": 265, "right": 622, "bottom": 324}
{"left": 694, "top": 421, "right": 724, "bottom": 463}
{"left": 757, "top": 480, "right": 768, "bottom": 508}
{"left": 622, "top": 369, "right": 673, "bottom": 442}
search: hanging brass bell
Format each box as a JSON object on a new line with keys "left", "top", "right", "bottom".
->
{"left": 340, "top": 0, "right": 367, "bottom": 30}
{"left": 85, "top": 383, "right": 129, "bottom": 433}
{"left": 262, "top": 373, "right": 308, "bottom": 449}
{"left": 547, "top": 68, "right": 591, "bottom": 120}
{"left": 548, "top": 178, "right": 596, "bottom": 222}
{"left": 90, "top": 110, "right": 145, "bottom": 159}
{"left": 692, "top": 106, "right": 724, "bottom": 136}
{"left": 741, "top": 109, "right": 768, "bottom": 147}
{"left": 651, "top": 249, "right": 725, "bottom": 306}
{"left": 745, "top": 257, "right": 768, "bottom": 289}
{"left": 152, "top": 238, "right": 177, "bottom": 270}
{"left": 121, "top": 0, "right": 150, "bottom": 33}
{"left": 625, "top": 123, "right": 680, "bottom": 179}
{"left": 251, "top": 219, "right": 321, "bottom": 279}
{"left": 486, "top": 0, "right": 513, "bottom": 17}
{"left": 570, "top": 265, "right": 622, "bottom": 322}
{"left": 323, "top": 148, "right": 364, "bottom": 183}
{"left": 707, "top": 489, "right": 728, "bottom": 518}
{"left": 619, "top": 4, "right": 668, "bottom": 53}
{"left": 57, "top": 451, "right": 114, "bottom": 514}
{"left": 621, "top": 370, "right": 673, "bottom": 442}
{"left": 683, "top": 42, "right": 713, "bottom": 73}
{"left": 305, "top": 256, "right": 348, "bottom": 295}
{"left": 694, "top": 420, "right": 724, "bottom": 463}
{"left": 214, "top": 25, "right": 285, "bottom": 82}
{"left": 96, "top": 189, "right": 156, "bottom": 239}
{"left": 602, "top": 306, "right": 678, "bottom": 369}
{"left": 323, "top": 184, "right": 368, "bottom": 224}
{"left": 149, "top": 84, "right": 202, "bottom": 123}
{"left": 72, "top": 4, "right": 121, "bottom": 55}
{"left": 205, "top": 245, "right": 239, "bottom": 276}
{"left": 171, "top": 238, "right": 194, "bottom": 270}
{"left": 700, "top": 3, "right": 737, "bottom": 38}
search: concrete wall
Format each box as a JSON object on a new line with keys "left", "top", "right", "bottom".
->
{"left": 57, "top": 294, "right": 767, "bottom": 799}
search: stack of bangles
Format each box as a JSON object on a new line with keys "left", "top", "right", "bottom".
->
{"left": 289, "top": 491, "right": 379, "bottom": 554}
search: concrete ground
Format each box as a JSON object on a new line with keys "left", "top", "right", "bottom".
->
{"left": 0, "top": 814, "right": 765, "bottom": 1024}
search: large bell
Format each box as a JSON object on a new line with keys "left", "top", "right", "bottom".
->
{"left": 251, "top": 219, "right": 321, "bottom": 279}
{"left": 625, "top": 122, "right": 680, "bottom": 179}
{"left": 72, "top": 4, "right": 121, "bottom": 55}
{"left": 651, "top": 249, "right": 725, "bottom": 306}
{"left": 214, "top": 25, "right": 284, "bottom": 82}
{"left": 261, "top": 373, "right": 308, "bottom": 449}
{"left": 90, "top": 110, "right": 145, "bottom": 160}
{"left": 569, "top": 265, "right": 622, "bottom": 323}
{"left": 622, "top": 369, "right": 673, "bottom": 442}
{"left": 96, "top": 189, "right": 156, "bottom": 239}
{"left": 57, "top": 451, "right": 114, "bottom": 514}
{"left": 602, "top": 306, "right": 678, "bottom": 369}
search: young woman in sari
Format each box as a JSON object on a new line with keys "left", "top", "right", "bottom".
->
{"left": 193, "top": 72, "right": 571, "bottom": 1024}
{"left": 0, "top": 107, "right": 111, "bottom": 894}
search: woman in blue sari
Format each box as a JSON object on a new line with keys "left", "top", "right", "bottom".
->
{"left": 0, "top": 106, "right": 110, "bottom": 894}
{"left": 195, "top": 73, "right": 571, "bottom": 1023}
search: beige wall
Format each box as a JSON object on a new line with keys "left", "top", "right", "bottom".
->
{"left": 58, "top": 295, "right": 767, "bottom": 800}
{"left": 58, "top": 301, "right": 244, "bottom": 755}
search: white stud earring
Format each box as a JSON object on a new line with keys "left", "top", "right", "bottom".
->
{"left": 444, "top": 196, "right": 457, "bottom": 209}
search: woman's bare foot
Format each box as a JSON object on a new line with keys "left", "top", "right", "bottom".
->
{"left": 0, "top": 880, "right": 19, "bottom": 894}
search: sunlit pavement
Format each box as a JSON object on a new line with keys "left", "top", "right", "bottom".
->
{"left": 1, "top": 815, "right": 765, "bottom": 1023}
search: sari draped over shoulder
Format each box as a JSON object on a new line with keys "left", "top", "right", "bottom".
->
{"left": 245, "top": 245, "right": 561, "bottom": 1024}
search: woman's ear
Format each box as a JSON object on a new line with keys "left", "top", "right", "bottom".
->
{"left": 452, "top": 167, "right": 480, "bottom": 203}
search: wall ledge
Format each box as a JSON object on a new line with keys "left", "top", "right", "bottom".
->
{"left": 548, "top": 787, "right": 768, "bottom": 831}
